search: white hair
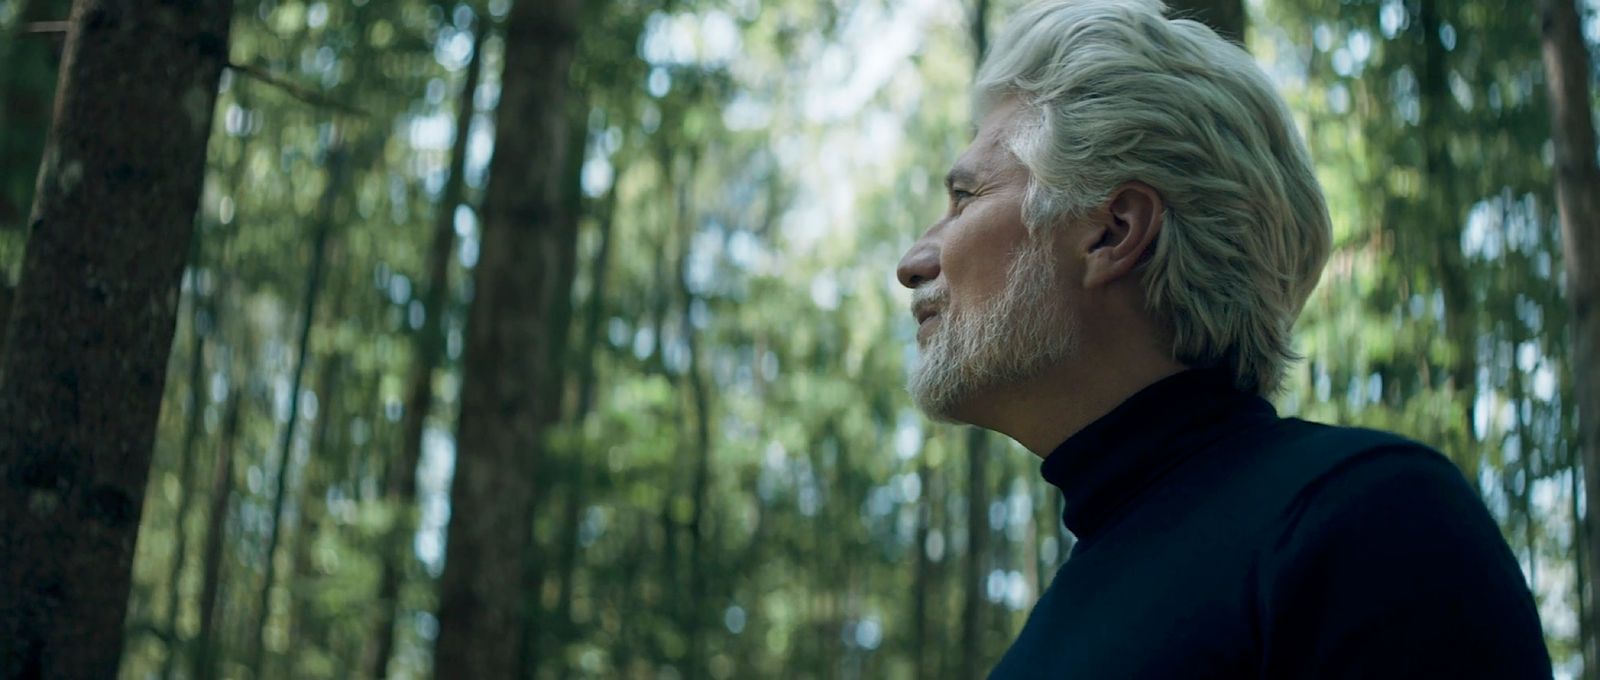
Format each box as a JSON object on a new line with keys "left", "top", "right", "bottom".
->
{"left": 909, "top": 231, "right": 1076, "bottom": 419}
{"left": 975, "top": 0, "right": 1331, "bottom": 396}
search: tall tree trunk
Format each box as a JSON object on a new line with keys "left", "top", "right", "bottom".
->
{"left": 0, "top": 282, "right": 11, "bottom": 336}
{"left": 282, "top": 247, "right": 351, "bottom": 679}
{"left": 368, "top": 24, "right": 486, "bottom": 680}
{"left": 248, "top": 142, "right": 347, "bottom": 680}
{"left": 1416, "top": 0, "right": 1482, "bottom": 491}
{"left": 288, "top": 349, "right": 343, "bottom": 679}
{"left": 936, "top": 469, "right": 957, "bottom": 679}
{"left": 911, "top": 461, "right": 934, "bottom": 680}
{"left": 162, "top": 102, "right": 251, "bottom": 680}
{"left": 159, "top": 239, "right": 214, "bottom": 680}
{"left": 1019, "top": 476, "right": 1039, "bottom": 611}
{"left": 434, "top": 0, "right": 584, "bottom": 676}
{"left": 0, "top": 1, "right": 231, "bottom": 677}
{"left": 1540, "top": 0, "right": 1600, "bottom": 671}
{"left": 1165, "top": 0, "right": 1245, "bottom": 43}
{"left": 675, "top": 169, "right": 714, "bottom": 680}
{"left": 193, "top": 385, "right": 245, "bottom": 680}
{"left": 1508, "top": 295, "right": 1539, "bottom": 597}
{"left": 1574, "top": 439, "right": 1592, "bottom": 679}
{"left": 961, "top": 428, "right": 990, "bottom": 679}
{"left": 549, "top": 181, "right": 619, "bottom": 673}
{"left": 519, "top": 102, "right": 590, "bottom": 680}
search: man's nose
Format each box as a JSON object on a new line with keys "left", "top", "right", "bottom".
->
{"left": 897, "top": 239, "right": 940, "bottom": 289}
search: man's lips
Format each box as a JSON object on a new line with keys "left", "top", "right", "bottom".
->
{"left": 913, "top": 307, "right": 939, "bottom": 325}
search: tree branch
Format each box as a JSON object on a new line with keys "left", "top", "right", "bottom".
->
{"left": 226, "top": 62, "right": 368, "bottom": 117}
{"left": 20, "top": 20, "right": 67, "bottom": 34}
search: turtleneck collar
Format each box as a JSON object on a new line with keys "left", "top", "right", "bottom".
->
{"left": 1039, "top": 367, "right": 1276, "bottom": 541}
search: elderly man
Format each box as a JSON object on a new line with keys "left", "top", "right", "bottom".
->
{"left": 897, "top": 1, "right": 1552, "bottom": 677}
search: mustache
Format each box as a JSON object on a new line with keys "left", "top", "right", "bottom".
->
{"left": 911, "top": 285, "right": 949, "bottom": 318}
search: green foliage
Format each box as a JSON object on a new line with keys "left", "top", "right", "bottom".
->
{"left": 47, "top": 0, "right": 1591, "bottom": 677}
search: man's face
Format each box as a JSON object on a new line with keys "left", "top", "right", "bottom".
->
{"left": 897, "top": 100, "right": 1079, "bottom": 421}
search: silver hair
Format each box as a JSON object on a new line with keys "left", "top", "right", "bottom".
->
{"left": 909, "top": 231, "right": 1076, "bottom": 419}
{"left": 974, "top": 0, "right": 1331, "bottom": 396}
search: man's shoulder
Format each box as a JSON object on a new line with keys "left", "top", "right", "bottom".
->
{"left": 1260, "top": 417, "right": 1434, "bottom": 459}
{"left": 1222, "top": 418, "right": 1463, "bottom": 528}
{"left": 1243, "top": 419, "right": 1484, "bottom": 546}
{"left": 1249, "top": 424, "right": 1551, "bottom": 678}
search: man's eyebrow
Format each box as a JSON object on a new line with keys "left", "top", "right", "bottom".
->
{"left": 944, "top": 167, "right": 978, "bottom": 190}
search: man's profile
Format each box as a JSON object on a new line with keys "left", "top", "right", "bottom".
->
{"left": 896, "top": 0, "right": 1552, "bottom": 676}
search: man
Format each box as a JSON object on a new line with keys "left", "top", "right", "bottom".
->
{"left": 896, "top": 1, "right": 1553, "bottom": 677}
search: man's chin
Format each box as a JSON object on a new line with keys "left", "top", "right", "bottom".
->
{"left": 908, "top": 366, "right": 980, "bottom": 424}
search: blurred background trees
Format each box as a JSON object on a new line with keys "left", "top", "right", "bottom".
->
{"left": 0, "top": 0, "right": 1596, "bottom": 678}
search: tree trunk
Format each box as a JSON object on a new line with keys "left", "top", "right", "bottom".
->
{"left": 248, "top": 142, "right": 346, "bottom": 680}
{"left": 433, "top": 0, "right": 584, "bottom": 676}
{"left": 159, "top": 239, "right": 214, "bottom": 680}
{"left": 1507, "top": 294, "right": 1539, "bottom": 597}
{"left": 1574, "top": 439, "right": 1592, "bottom": 678}
{"left": 961, "top": 428, "right": 990, "bottom": 679}
{"left": 676, "top": 170, "right": 714, "bottom": 680}
{"left": 1165, "top": 0, "right": 1245, "bottom": 43}
{"left": 517, "top": 103, "right": 589, "bottom": 680}
{"left": 288, "top": 349, "right": 342, "bottom": 679}
{"left": 0, "top": 1, "right": 231, "bottom": 677}
{"left": 368, "top": 24, "right": 486, "bottom": 680}
{"left": 548, "top": 181, "right": 618, "bottom": 671}
{"left": 0, "top": 282, "right": 11, "bottom": 336}
{"left": 1540, "top": 0, "right": 1600, "bottom": 671}
{"left": 911, "top": 461, "right": 934, "bottom": 680}
{"left": 193, "top": 386, "right": 245, "bottom": 680}
{"left": 1413, "top": 0, "right": 1484, "bottom": 495}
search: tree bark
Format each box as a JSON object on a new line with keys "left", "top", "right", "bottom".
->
{"left": 248, "top": 142, "right": 346, "bottom": 680}
{"left": 548, "top": 180, "right": 619, "bottom": 671}
{"left": 676, "top": 170, "right": 714, "bottom": 680}
{"left": 517, "top": 100, "right": 589, "bottom": 680}
{"left": 288, "top": 349, "right": 341, "bottom": 680}
{"left": 911, "top": 461, "right": 934, "bottom": 680}
{"left": 1574, "top": 439, "right": 1592, "bottom": 679}
{"left": 1165, "top": 0, "right": 1245, "bottom": 43}
{"left": 433, "top": 0, "right": 584, "bottom": 676}
{"left": 0, "top": 282, "right": 11, "bottom": 337}
{"left": 158, "top": 239, "right": 213, "bottom": 680}
{"left": 368, "top": 23, "right": 486, "bottom": 680}
{"left": 1540, "top": 0, "right": 1600, "bottom": 671}
{"left": 961, "top": 428, "right": 990, "bottom": 679}
{"left": 193, "top": 385, "right": 244, "bottom": 680}
{"left": 0, "top": 1, "right": 231, "bottom": 677}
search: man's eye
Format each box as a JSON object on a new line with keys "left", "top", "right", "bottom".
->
{"left": 951, "top": 189, "right": 974, "bottom": 204}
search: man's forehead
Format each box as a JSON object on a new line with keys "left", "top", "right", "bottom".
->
{"left": 946, "top": 123, "right": 1019, "bottom": 187}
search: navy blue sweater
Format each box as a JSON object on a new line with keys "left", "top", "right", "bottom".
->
{"left": 989, "top": 368, "right": 1551, "bottom": 678}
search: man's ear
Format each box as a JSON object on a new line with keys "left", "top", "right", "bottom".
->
{"left": 1082, "top": 182, "right": 1164, "bottom": 289}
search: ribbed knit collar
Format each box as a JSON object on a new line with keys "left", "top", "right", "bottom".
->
{"left": 1040, "top": 367, "right": 1275, "bottom": 541}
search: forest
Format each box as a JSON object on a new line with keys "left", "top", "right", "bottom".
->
{"left": 0, "top": 0, "right": 1598, "bottom": 678}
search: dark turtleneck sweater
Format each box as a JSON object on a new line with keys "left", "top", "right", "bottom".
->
{"left": 989, "top": 368, "right": 1552, "bottom": 678}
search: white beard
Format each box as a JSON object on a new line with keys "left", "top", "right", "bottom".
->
{"left": 907, "top": 234, "right": 1077, "bottom": 421}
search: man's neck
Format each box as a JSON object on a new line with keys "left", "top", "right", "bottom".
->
{"left": 968, "top": 354, "right": 1189, "bottom": 459}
